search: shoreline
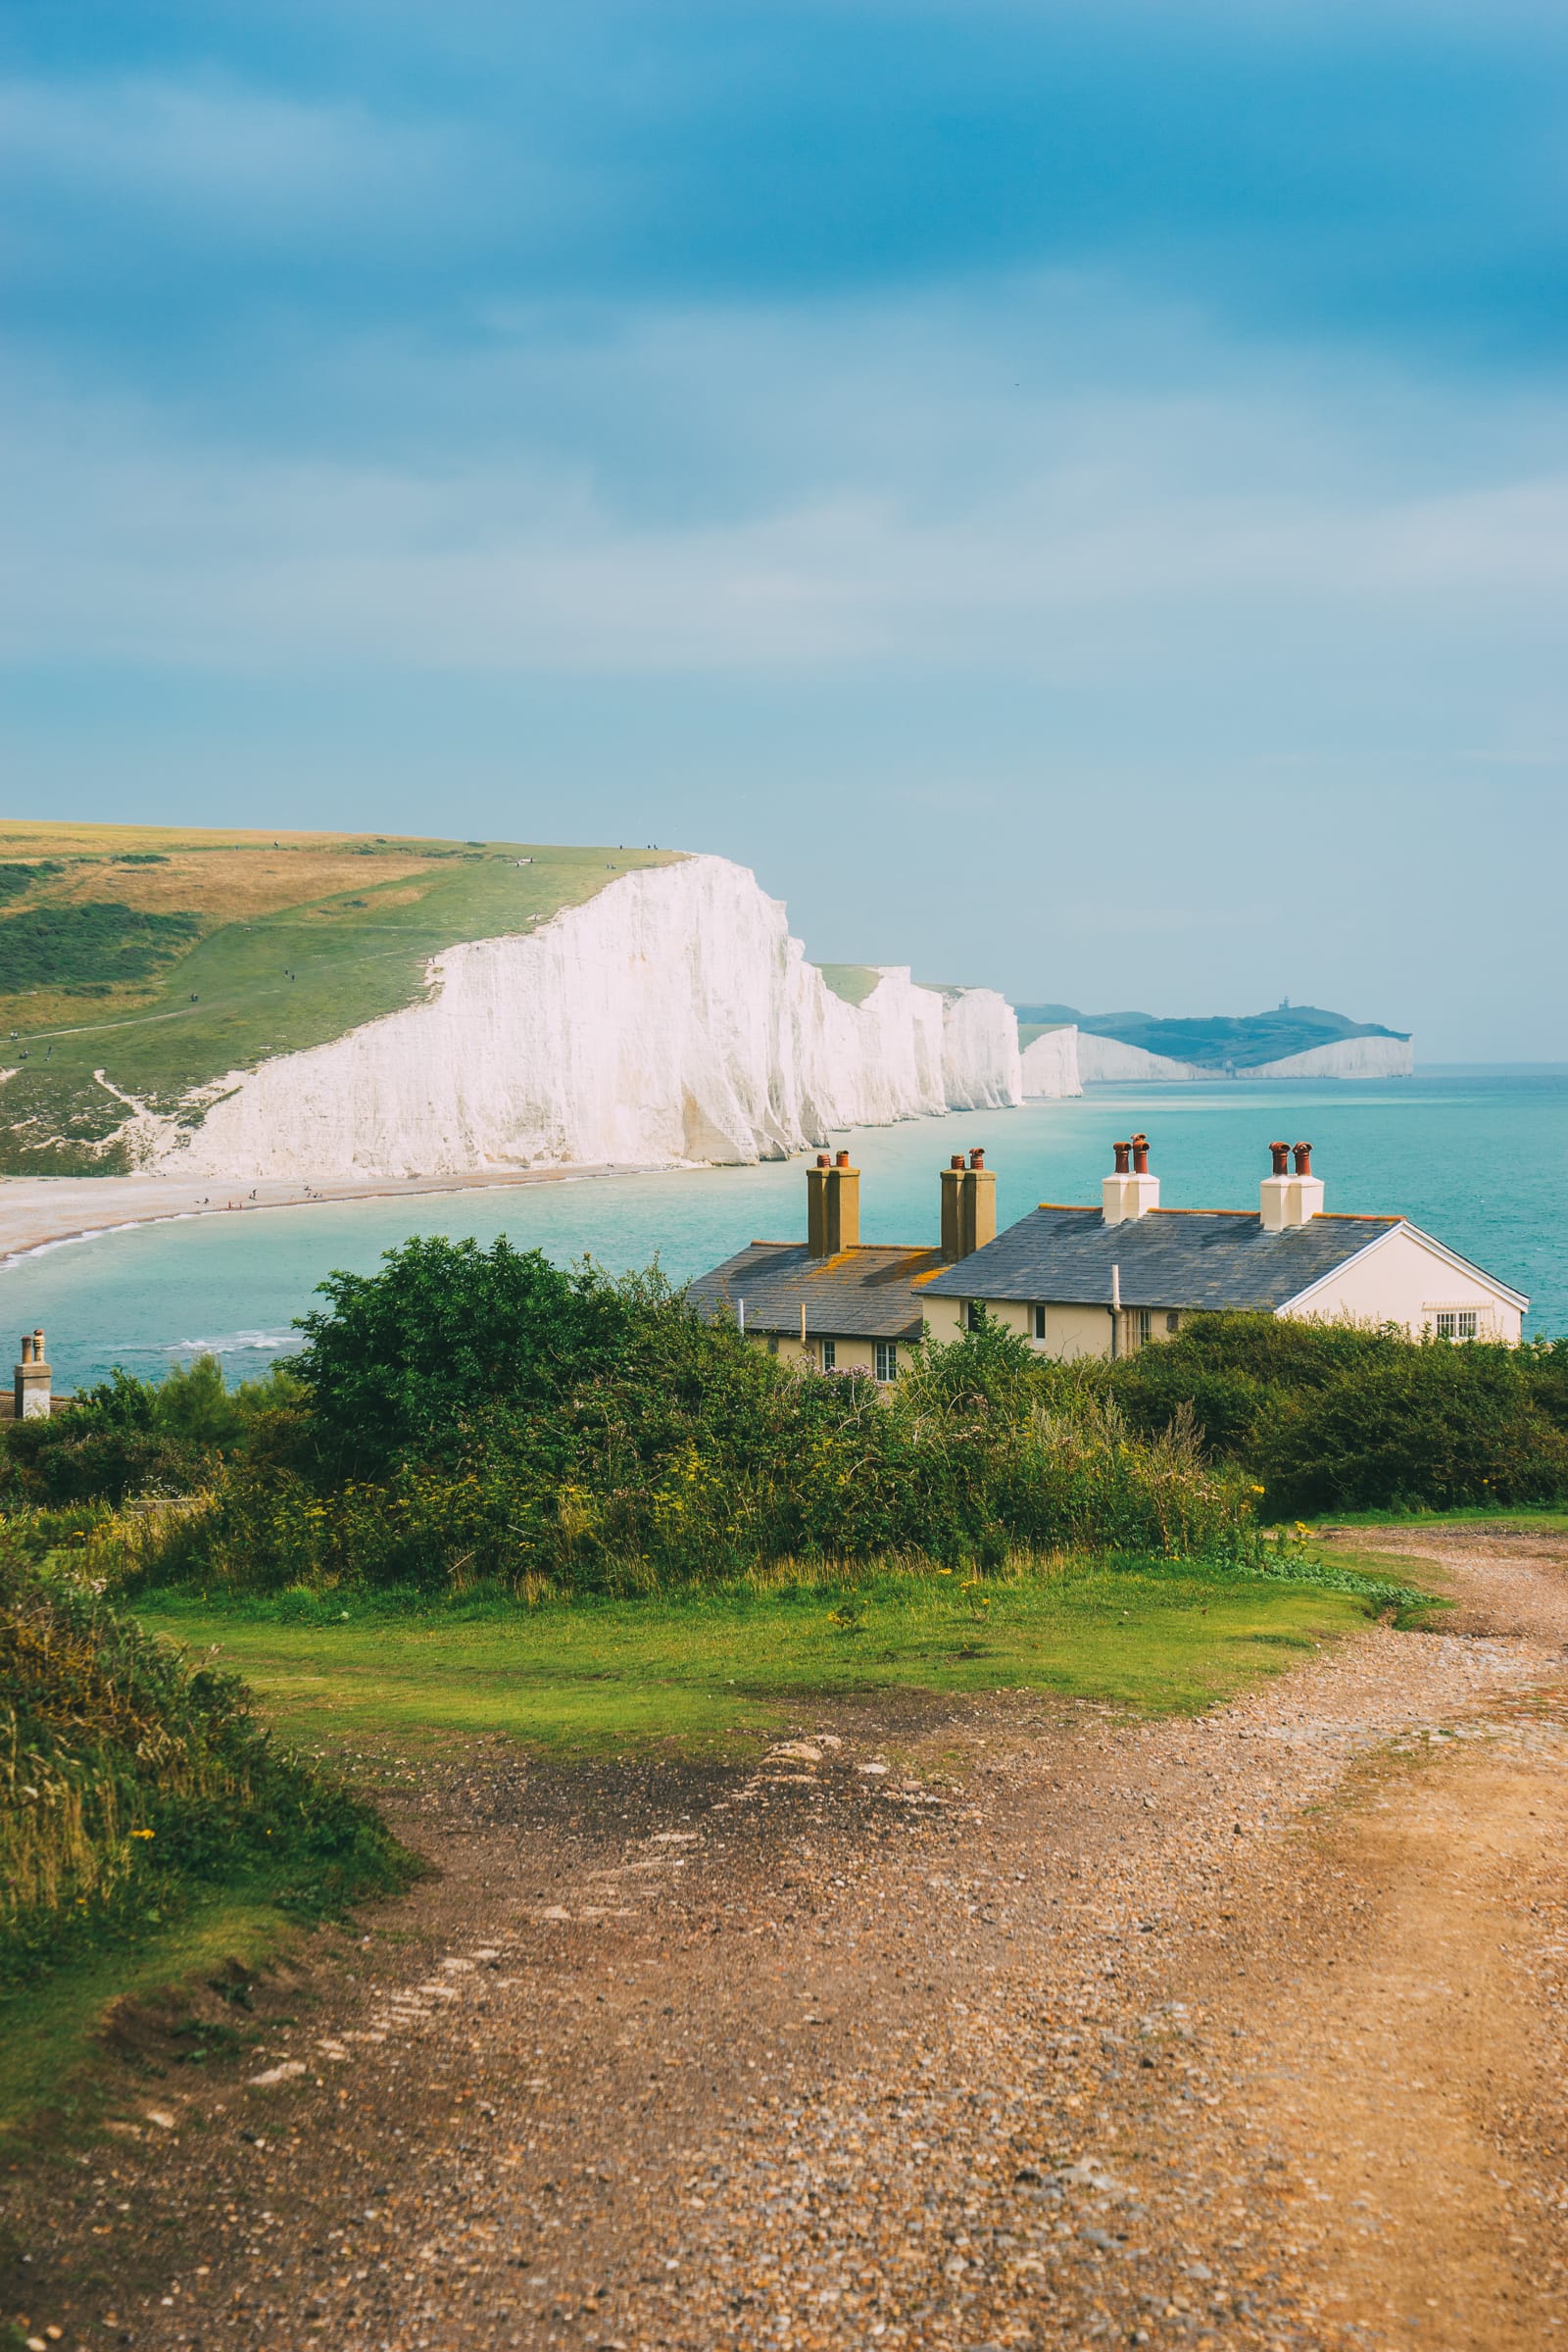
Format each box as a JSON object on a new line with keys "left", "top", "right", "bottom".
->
{"left": 0, "top": 1160, "right": 677, "bottom": 1267}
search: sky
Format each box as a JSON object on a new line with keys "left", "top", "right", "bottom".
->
{"left": 3, "top": 1, "right": 1566, "bottom": 1058}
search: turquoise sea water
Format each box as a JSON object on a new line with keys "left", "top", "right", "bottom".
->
{"left": 3, "top": 1070, "right": 1564, "bottom": 1392}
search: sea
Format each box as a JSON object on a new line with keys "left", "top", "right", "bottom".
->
{"left": 4, "top": 1070, "right": 1565, "bottom": 1393}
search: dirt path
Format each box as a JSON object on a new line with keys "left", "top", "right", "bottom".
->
{"left": 7, "top": 1529, "right": 1568, "bottom": 2352}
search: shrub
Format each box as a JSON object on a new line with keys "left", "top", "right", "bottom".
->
{"left": 1258, "top": 1342, "right": 1568, "bottom": 1516}
{"left": 291, "top": 1235, "right": 632, "bottom": 1477}
{"left": 1109, "top": 1313, "right": 1568, "bottom": 1515}
{"left": 0, "top": 1540, "right": 413, "bottom": 1988}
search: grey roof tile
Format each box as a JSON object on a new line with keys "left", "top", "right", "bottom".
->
{"left": 687, "top": 1242, "right": 945, "bottom": 1340}
{"left": 918, "top": 1204, "right": 1402, "bottom": 1311}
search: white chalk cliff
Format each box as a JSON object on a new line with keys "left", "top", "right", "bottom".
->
{"left": 147, "top": 856, "right": 1030, "bottom": 1182}
{"left": 1075, "top": 1032, "right": 1201, "bottom": 1083}
{"left": 1019, "top": 1026, "right": 1083, "bottom": 1100}
{"left": 1248, "top": 1037, "right": 1415, "bottom": 1080}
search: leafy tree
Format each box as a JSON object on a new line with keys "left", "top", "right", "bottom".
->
{"left": 289, "top": 1235, "right": 632, "bottom": 1476}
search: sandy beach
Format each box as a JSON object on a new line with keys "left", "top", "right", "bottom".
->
{"left": 0, "top": 1162, "right": 670, "bottom": 1264}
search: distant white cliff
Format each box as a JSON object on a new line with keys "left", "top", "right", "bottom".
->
{"left": 1071, "top": 1031, "right": 1414, "bottom": 1083}
{"left": 147, "top": 856, "right": 1028, "bottom": 1181}
{"left": 1247, "top": 1037, "right": 1415, "bottom": 1080}
{"left": 1019, "top": 1026, "right": 1083, "bottom": 1100}
{"left": 1075, "top": 1032, "right": 1201, "bottom": 1083}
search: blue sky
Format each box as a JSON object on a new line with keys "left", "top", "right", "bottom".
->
{"left": 4, "top": 0, "right": 1565, "bottom": 1055}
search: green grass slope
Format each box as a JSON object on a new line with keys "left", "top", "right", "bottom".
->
{"left": 0, "top": 824, "right": 680, "bottom": 1174}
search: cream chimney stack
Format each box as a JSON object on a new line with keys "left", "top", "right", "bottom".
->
{"left": 1260, "top": 1141, "right": 1324, "bottom": 1229}
{"left": 14, "top": 1328, "right": 50, "bottom": 1420}
{"left": 1102, "top": 1134, "right": 1159, "bottom": 1224}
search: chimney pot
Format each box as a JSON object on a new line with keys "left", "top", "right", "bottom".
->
{"left": 950, "top": 1153, "right": 965, "bottom": 1170}
{"left": 20, "top": 1334, "right": 31, "bottom": 1364}
{"left": 1131, "top": 1134, "right": 1151, "bottom": 1177}
{"left": 1293, "top": 1142, "right": 1313, "bottom": 1177}
{"left": 968, "top": 1147, "right": 985, "bottom": 1170}
{"left": 1112, "top": 1141, "right": 1131, "bottom": 1175}
{"left": 835, "top": 1149, "right": 851, "bottom": 1168}
{"left": 815, "top": 1152, "right": 831, "bottom": 1168}
{"left": 1269, "top": 1141, "right": 1290, "bottom": 1176}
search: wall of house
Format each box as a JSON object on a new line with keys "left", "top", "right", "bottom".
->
{"left": 1286, "top": 1224, "right": 1524, "bottom": 1343}
{"left": 746, "top": 1332, "right": 898, "bottom": 1380}
{"left": 919, "top": 1293, "right": 1132, "bottom": 1359}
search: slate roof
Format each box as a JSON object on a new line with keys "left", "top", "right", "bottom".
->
{"left": 919, "top": 1205, "right": 1404, "bottom": 1313}
{"left": 687, "top": 1242, "right": 947, "bottom": 1341}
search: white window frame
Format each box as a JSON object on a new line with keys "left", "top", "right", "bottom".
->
{"left": 1133, "top": 1307, "right": 1152, "bottom": 1347}
{"left": 874, "top": 1340, "right": 899, "bottom": 1383}
{"left": 820, "top": 1338, "right": 837, "bottom": 1371}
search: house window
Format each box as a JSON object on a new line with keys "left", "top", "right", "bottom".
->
{"left": 766, "top": 1333, "right": 779, "bottom": 1354}
{"left": 1033, "top": 1303, "right": 1047, "bottom": 1341}
{"left": 1133, "top": 1308, "right": 1152, "bottom": 1347}
{"left": 966, "top": 1301, "right": 985, "bottom": 1333}
{"left": 874, "top": 1340, "right": 899, "bottom": 1382}
{"left": 820, "top": 1339, "right": 837, "bottom": 1371}
{"left": 1436, "top": 1309, "right": 1478, "bottom": 1341}
{"left": 1166, "top": 1311, "right": 1181, "bottom": 1334}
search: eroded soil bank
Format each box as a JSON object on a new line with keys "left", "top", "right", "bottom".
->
{"left": 6, "top": 1528, "right": 1567, "bottom": 2352}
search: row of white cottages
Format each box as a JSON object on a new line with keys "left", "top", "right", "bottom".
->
{"left": 688, "top": 1138, "right": 1527, "bottom": 1382}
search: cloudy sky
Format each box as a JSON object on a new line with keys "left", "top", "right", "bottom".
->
{"left": 4, "top": 1, "right": 1565, "bottom": 1055}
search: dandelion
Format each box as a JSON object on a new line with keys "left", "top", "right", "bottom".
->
{"left": 130, "top": 1828, "right": 155, "bottom": 1840}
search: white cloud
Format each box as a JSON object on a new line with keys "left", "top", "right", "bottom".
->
{"left": 1, "top": 281, "right": 1566, "bottom": 680}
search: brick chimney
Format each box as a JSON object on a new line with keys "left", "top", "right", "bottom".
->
{"left": 940, "top": 1152, "right": 966, "bottom": 1259}
{"left": 941, "top": 1148, "right": 997, "bottom": 1260}
{"left": 1260, "top": 1140, "right": 1325, "bottom": 1230}
{"left": 808, "top": 1149, "right": 859, "bottom": 1256}
{"left": 1102, "top": 1133, "right": 1159, "bottom": 1225}
{"left": 14, "top": 1328, "right": 50, "bottom": 1420}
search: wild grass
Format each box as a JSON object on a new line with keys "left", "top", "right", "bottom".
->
{"left": 130, "top": 1547, "right": 1412, "bottom": 1756}
{"left": 0, "top": 1542, "right": 415, "bottom": 1995}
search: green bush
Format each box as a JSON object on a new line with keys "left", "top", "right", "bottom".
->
{"left": 1257, "top": 1343, "right": 1568, "bottom": 1516}
{"left": 290, "top": 1234, "right": 632, "bottom": 1478}
{"left": 129, "top": 1273, "right": 1261, "bottom": 1597}
{"left": 1, "top": 1356, "right": 308, "bottom": 1508}
{"left": 1108, "top": 1313, "right": 1568, "bottom": 1515}
{"left": 0, "top": 1540, "right": 414, "bottom": 1988}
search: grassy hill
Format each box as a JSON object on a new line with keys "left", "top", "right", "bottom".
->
{"left": 1015, "top": 1001, "right": 1410, "bottom": 1072}
{"left": 0, "top": 822, "right": 680, "bottom": 1174}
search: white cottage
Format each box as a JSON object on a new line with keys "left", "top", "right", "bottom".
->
{"left": 919, "top": 1138, "right": 1527, "bottom": 1357}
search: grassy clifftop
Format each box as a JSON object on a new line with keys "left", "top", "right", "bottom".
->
{"left": 0, "top": 823, "right": 681, "bottom": 1174}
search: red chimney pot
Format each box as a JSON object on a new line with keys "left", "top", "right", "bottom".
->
{"left": 1131, "top": 1137, "right": 1150, "bottom": 1176}
{"left": 1293, "top": 1142, "right": 1313, "bottom": 1177}
{"left": 835, "top": 1149, "right": 852, "bottom": 1168}
{"left": 968, "top": 1147, "right": 985, "bottom": 1169}
{"left": 815, "top": 1152, "right": 831, "bottom": 1168}
{"left": 1269, "top": 1141, "right": 1290, "bottom": 1176}
{"left": 1112, "top": 1141, "right": 1131, "bottom": 1175}
{"left": 950, "top": 1152, "right": 965, "bottom": 1170}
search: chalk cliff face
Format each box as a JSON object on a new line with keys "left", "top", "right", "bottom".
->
{"left": 1071, "top": 1032, "right": 1415, "bottom": 1084}
{"left": 1018, "top": 1025, "right": 1083, "bottom": 1100}
{"left": 1249, "top": 1037, "right": 1415, "bottom": 1080}
{"left": 149, "top": 857, "right": 1026, "bottom": 1181}
{"left": 1075, "top": 1032, "right": 1200, "bottom": 1083}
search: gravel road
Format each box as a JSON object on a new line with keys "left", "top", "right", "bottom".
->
{"left": 7, "top": 1527, "right": 1567, "bottom": 2352}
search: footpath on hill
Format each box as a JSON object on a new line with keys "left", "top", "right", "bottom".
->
{"left": 7, "top": 1528, "right": 1568, "bottom": 2352}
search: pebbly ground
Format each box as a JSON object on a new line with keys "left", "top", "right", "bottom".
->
{"left": 6, "top": 1527, "right": 1568, "bottom": 2352}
